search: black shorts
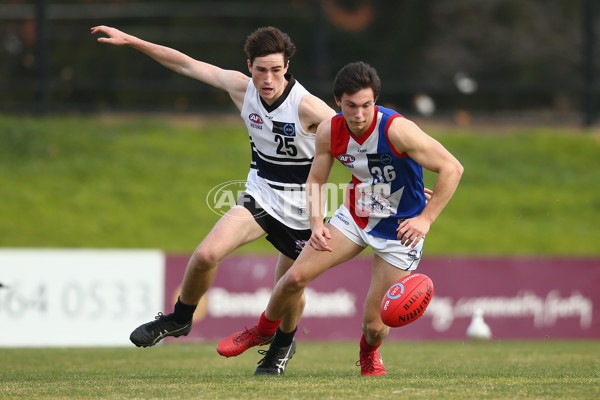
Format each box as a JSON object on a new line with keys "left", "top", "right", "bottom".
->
{"left": 237, "top": 192, "right": 311, "bottom": 260}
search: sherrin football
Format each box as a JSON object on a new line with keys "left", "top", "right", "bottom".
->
{"left": 380, "top": 273, "right": 434, "bottom": 327}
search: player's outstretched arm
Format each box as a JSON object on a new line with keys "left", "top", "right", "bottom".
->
{"left": 91, "top": 25, "right": 249, "bottom": 108}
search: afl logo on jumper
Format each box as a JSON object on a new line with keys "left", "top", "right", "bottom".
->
{"left": 273, "top": 121, "right": 296, "bottom": 136}
{"left": 249, "top": 113, "right": 263, "bottom": 129}
{"left": 337, "top": 154, "right": 355, "bottom": 164}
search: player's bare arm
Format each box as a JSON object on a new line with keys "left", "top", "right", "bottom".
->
{"left": 91, "top": 25, "right": 249, "bottom": 109}
{"left": 298, "top": 94, "right": 336, "bottom": 134}
{"left": 306, "top": 120, "right": 335, "bottom": 252}
{"left": 387, "top": 117, "right": 463, "bottom": 246}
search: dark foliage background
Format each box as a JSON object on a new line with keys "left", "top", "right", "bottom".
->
{"left": 1, "top": 0, "right": 598, "bottom": 123}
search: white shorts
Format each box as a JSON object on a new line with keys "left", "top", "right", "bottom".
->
{"left": 328, "top": 205, "right": 424, "bottom": 271}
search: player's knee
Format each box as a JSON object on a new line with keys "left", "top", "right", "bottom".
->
{"left": 279, "top": 269, "right": 308, "bottom": 294}
{"left": 190, "top": 246, "right": 220, "bottom": 270}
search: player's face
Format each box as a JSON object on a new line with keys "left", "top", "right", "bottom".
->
{"left": 336, "top": 88, "right": 376, "bottom": 135}
{"left": 248, "top": 53, "right": 289, "bottom": 105}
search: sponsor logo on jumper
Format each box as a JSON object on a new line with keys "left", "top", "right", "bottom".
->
{"left": 367, "top": 153, "right": 393, "bottom": 166}
{"left": 249, "top": 113, "right": 263, "bottom": 130}
{"left": 273, "top": 121, "right": 296, "bottom": 136}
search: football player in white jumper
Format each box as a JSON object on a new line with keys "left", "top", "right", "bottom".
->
{"left": 92, "top": 25, "right": 335, "bottom": 375}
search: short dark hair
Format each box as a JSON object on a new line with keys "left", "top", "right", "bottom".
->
{"left": 243, "top": 26, "right": 296, "bottom": 65}
{"left": 333, "top": 61, "right": 381, "bottom": 101}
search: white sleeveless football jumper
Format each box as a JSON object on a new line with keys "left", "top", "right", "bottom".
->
{"left": 240, "top": 74, "right": 315, "bottom": 230}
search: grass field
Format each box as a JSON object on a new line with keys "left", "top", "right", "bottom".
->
{"left": 1, "top": 114, "right": 599, "bottom": 255}
{"left": 1, "top": 341, "right": 599, "bottom": 399}
{"left": 1, "top": 116, "right": 599, "bottom": 399}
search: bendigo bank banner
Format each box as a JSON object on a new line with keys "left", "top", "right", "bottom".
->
{"left": 165, "top": 255, "right": 599, "bottom": 341}
{"left": 3, "top": 251, "right": 595, "bottom": 347}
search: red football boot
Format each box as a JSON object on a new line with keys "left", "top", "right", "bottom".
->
{"left": 217, "top": 326, "right": 275, "bottom": 357}
{"left": 357, "top": 348, "right": 387, "bottom": 376}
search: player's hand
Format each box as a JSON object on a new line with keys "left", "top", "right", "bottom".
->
{"left": 424, "top": 187, "right": 433, "bottom": 203}
{"left": 397, "top": 216, "right": 430, "bottom": 248}
{"left": 309, "top": 224, "right": 333, "bottom": 252}
{"left": 90, "top": 26, "right": 130, "bottom": 46}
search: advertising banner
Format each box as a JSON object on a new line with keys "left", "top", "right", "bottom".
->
{"left": 2, "top": 251, "right": 595, "bottom": 346}
{"left": 164, "top": 255, "right": 599, "bottom": 342}
{"left": 0, "top": 249, "right": 164, "bottom": 347}
{"left": 165, "top": 255, "right": 369, "bottom": 342}
{"left": 410, "top": 257, "right": 599, "bottom": 340}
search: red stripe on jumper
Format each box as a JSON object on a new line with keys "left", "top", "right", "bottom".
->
{"left": 330, "top": 115, "right": 351, "bottom": 158}
{"left": 346, "top": 175, "right": 369, "bottom": 229}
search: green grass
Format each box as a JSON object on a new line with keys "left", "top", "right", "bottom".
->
{"left": 1, "top": 114, "right": 599, "bottom": 255}
{"left": 1, "top": 341, "right": 599, "bottom": 399}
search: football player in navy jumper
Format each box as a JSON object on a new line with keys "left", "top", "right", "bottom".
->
{"left": 218, "top": 61, "right": 463, "bottom": 376}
